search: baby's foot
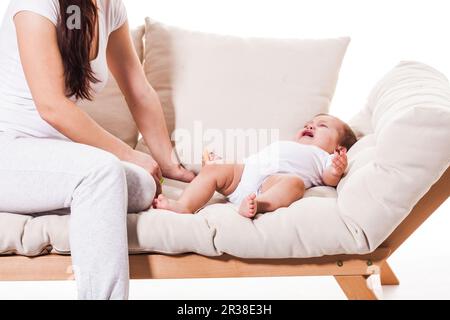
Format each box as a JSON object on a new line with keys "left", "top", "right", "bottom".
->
{"left": 239, "top": 194, "right": 258, "bottom": 218}
{"left": 153, "top": 195, "right": 192, "bottom": 214}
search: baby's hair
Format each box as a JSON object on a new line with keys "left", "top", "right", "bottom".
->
{"left": 340, "top": 123, "right": 358, "bottom": 151}
{"left": 314, "top": 113, "right": 358, "bottom": 151}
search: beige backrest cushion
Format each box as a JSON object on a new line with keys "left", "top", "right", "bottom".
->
{"left": 140, "top": 18, "right": 350, "bottom": 167}
{"left": 78, "top": 26, "right": 145, "bottom": 148}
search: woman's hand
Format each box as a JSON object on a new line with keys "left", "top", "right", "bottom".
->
{"left": 162, "top": 164, "right": 196, "bottom": 183}
{"left": 125, "top": 150, "right": 163, "bottom": 195}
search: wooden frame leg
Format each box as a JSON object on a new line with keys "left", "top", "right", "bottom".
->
{"left": 380, "top": 261, "right": 400, "bottom": 286}
{"left": 335, "top": 275, "right": 378, "bottom": 300}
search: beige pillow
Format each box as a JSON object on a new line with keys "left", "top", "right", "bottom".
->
{"left": 78, "top": 26, "right": 145, "bottom": 148}
{"left": 342, "top": 61, "right": 450, "bottom": 250}
{"left": 140, "top": 18, "right": 350, "bottom": 167}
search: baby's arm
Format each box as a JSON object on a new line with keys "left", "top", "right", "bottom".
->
{"left": 322, "top": 147, "right": 348, "bottom": 187}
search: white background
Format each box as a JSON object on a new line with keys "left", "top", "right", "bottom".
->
{"left": 0, "top": 0, "right": 449, "bottom": 299}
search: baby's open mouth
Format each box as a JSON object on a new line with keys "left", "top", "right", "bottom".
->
{"left": 302, "top": 130, "right": 314, "bottom": 138}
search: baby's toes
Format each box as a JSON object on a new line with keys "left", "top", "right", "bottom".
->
{"left": 247, "top": 210, "right": 257, "bottom": 218}
{"left": 153, "top": 196, "right": 162, "bottom": 207}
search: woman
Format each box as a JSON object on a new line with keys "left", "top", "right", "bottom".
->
{"left": 0, "top": 0, "right": 194, "bottom": 299}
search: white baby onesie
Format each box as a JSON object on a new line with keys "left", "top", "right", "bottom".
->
{"left": 228, "top": 141, "right": 335, "bottom": 205}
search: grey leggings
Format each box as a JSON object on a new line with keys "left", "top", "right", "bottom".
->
{"left": 0, "top": 131, "right": 156, "bottom": 300}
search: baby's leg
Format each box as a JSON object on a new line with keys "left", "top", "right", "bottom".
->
{"left": 154, "top": 164, "right": 244, "bottom": 214}
{"left": 239, "top": 175, "right": 305, "bottom": 218}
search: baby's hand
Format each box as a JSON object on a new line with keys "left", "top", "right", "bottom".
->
{"left": 330, "top": 147, "right": 348, "bottom": 177}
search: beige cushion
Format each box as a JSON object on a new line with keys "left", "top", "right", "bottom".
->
{"left": 1, "top": 60, "right": 449, "bottom": 259}
{"left": 78, "top": 26, "right": 145, "bottom": 148}
{"left": 341, "top": 61, "right": 450, "bottom": 250}
{"left": 0, "top": 183, "right": 338, "bottom": 257}
{"left": 138, "top": 18, "right": 350, "bottom": 167}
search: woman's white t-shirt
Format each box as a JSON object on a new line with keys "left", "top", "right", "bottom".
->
{"left": 0, "top": 0, "right": 127, "bottom": 140}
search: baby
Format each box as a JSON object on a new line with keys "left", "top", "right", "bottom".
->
{"left": 154, "top": 114, "right": 358, "bottom": 218}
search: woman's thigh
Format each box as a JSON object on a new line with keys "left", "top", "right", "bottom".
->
{"left": 0, "top": 133, "right": 125, "bottom": 213}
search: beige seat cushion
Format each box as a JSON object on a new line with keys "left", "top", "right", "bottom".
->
{"left": 0, "top": 182, "right": 338, "bottom": 257}
{"left": 137, "top": 18, "right": 350, "bottom": 168}
{"left": 78, "top": 26, "right": 145, "bottom": 148}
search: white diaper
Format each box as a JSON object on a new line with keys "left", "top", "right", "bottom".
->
{"left": 228, "top": 164, "right": 266, "bottom": 206}
{"left": 227, "top": 141, "right": 334, "bottom": 206}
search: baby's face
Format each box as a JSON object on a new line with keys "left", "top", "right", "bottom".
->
{"left": 295, "top": 115, "right": 343, "bottom": 154}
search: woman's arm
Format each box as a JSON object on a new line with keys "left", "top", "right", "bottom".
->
{"left": 106, "top": 22, "right": 195, "bottom": 183}
{"left": 15, "top": 12, "right": 132, "bottom": 158}
{"left": 15, "top": 11, "right": 162, "bottom": 185}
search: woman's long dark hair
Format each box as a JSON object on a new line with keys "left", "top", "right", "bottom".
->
{"left": 57, "top": 0, "right": 99, "bottom": 100}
